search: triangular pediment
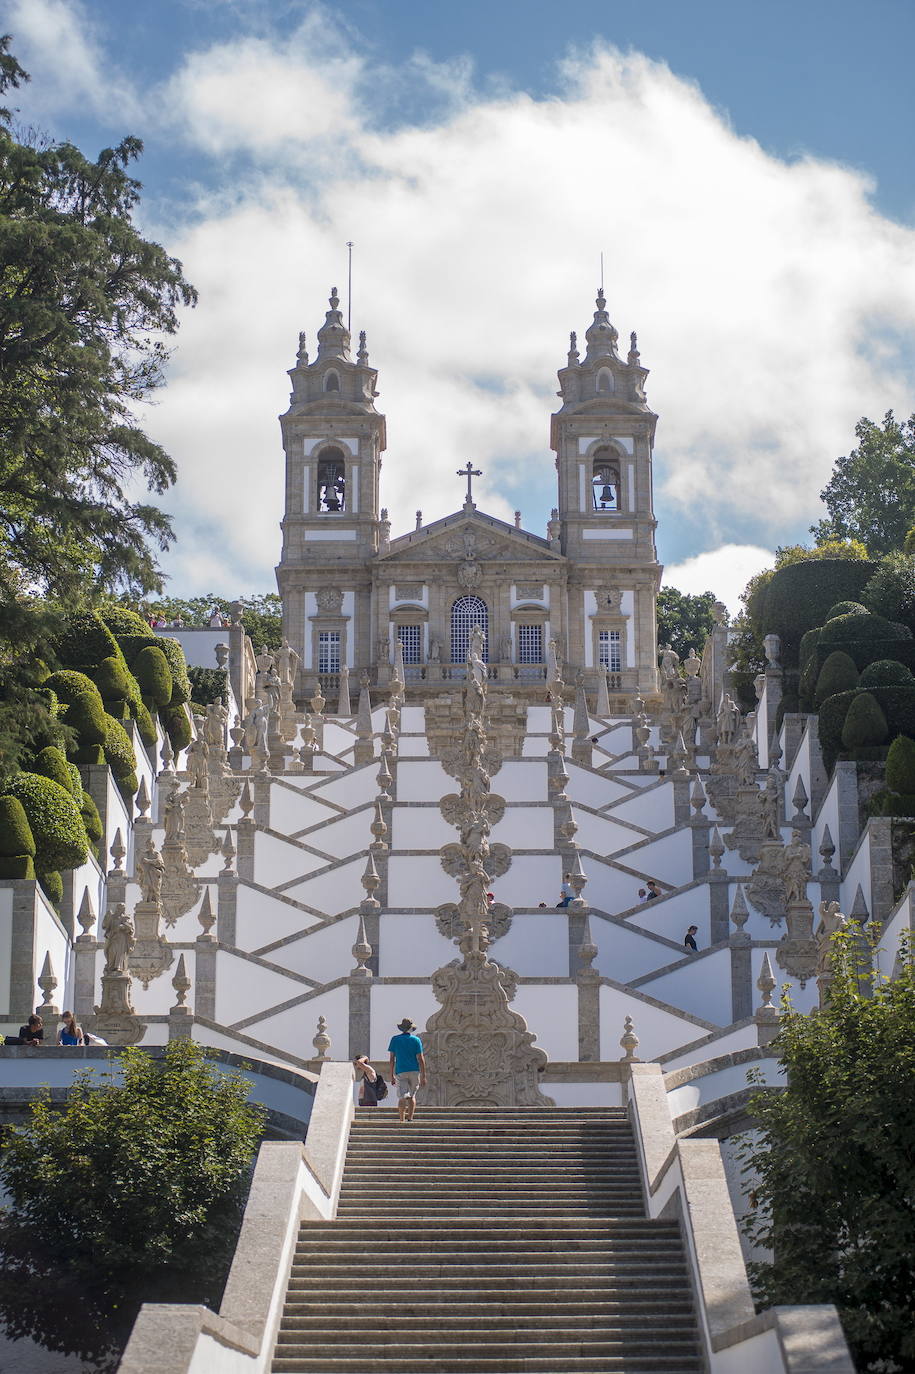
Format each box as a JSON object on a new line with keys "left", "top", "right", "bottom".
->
{"left": 379, "top": 509, "right": 562, "bottom": 566}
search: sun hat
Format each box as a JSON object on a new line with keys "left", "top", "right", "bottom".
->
{"left": 397, "top": 1017, "right": 416, "bottom": 1032}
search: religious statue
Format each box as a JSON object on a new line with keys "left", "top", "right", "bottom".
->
{"left": 717, "top": 693, "right": 741, "bottom": 746}
{"left": 137, "top": 836, "right": 165, "bottom": 905}
{"left": 276, "top": 639, "right": 300, "bottom": 687}
{"left": 185, "top": 734, "right": 209, "bottom": 791}
{"left": 782, "top": 830, "right": 811, "bottom": 906}
{"left": 500, "top": 633, "right": 512, "bottom": 663}
{"left": 429, "top": 637, "right": 442, "bottom": 663}
{"left": 816, "top": 900, "right": 848, "bottom": 975}
{"left": 163, "top": 790, "right": 187, "bottom": 846}
{"left": 262, "top": 666, "right": 281, "bottom": 713}
{"left": 204, "top": 697, "right": 228, "bottom": 749}
{"left": 659, "top": 644, "right": 680, "bottom": 681}
{"left": 102, "top": 903, "right": 135, "bottom": 977}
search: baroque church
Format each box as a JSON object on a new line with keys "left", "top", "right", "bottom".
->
{"left": 276, "top": 287, "right": 662, "bottom": 706}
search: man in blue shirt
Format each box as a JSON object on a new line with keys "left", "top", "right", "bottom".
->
{"left": 387, "top": 1017, "right": 427, "bottom": 1122}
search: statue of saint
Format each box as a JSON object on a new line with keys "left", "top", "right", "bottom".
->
{"left": 185, "top": 734, "right": 209, "bottom": 792}
{"left": 163, "top": 790, "right": 187, "bottom": 846}
{"left": 276, "top": 639, "right": 300, "bottom": 687}
{"left": 204, "top": 697, "right": 228, "bottom": 749}
{"left": 782, "top": 831, "right": 811, "bottom": 906}
{"left": 102, "top": 903, "right": 135, "bottom": 976}
{"left": 137, "top": 837, "right": 165, "bottom": 905}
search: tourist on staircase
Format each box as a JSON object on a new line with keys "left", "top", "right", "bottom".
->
{"left": 387, "top": 1017, "right": 427, "bottom": 1122}
{"left": 353, "top": 1055, "right": 385, "bottom": 1108}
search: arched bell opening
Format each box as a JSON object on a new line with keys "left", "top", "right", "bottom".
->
{"left": 317, "top": 446, "right": 346, "bottom": 512}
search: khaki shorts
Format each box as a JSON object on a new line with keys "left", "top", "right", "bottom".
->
{"left": 396, "top": 1071, "right": 420, "bottom": 1099}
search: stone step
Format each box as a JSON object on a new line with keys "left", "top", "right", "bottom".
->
{"left": 291, "top": 1257, "right": 689, "bottom": 1277}
{"left": 277, "top": 1331, "right": 700, "bottom": 1351}
{"left": 287, "top": 1271, "right": 685, "bottom": 1292}
{"left": 273, "top": 1358, "right": 702, "bottom": 1373}
{"left": 341, "top": 1170, "right": 641, "bottom": 1183}
{"left": 294, "top": 1237, "right": 684, "bottom": 1255}
{"left": 334, "top": 1206, "right": 647, "bottom": 1218}
{"left": 282, "top": 1301, "right": 698, "bottom": 1322}
{"left": 295, "top": 1219, "right": 678, "bottom": 1236}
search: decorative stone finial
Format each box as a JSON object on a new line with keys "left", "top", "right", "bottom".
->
{"left": 357, "top": 329, "right": 369, "bottom": 365}
{"left": 239, "top": 779, "right": 254, "bottom": 819}
{"left": 221, "top": 827, "right": 236, "bottom": 872}
{"left": 109, "top": 828, "right": 126, "bottom": 874}
{"left": 620, "top": 1015, "right": 640, "bottom": 1061}
{"left": 729, "top": 883, "right": 749, "bottom": 932}
{"left": 37, "top": 951, "right": 58, "bottom": 1015}
{"left": 370, "top": 799, "right": 388, "bottom": 849}
{"left": 709, "top": 826, "right": 725, "bottom": 870}
{"left": 197, "top": 887, "right": 216, "bottom": 940}
{"left": 754, "top": 953, "right": 780, "bottom": 1045}
{"left": 690, "top": 775, "right": 707, "bottom": 815}
{"left": 76, "top": 888, "right": 96, "bottom": 939}
{"left": 136, "top": 775, "right": 151, "bottom": 819}
{"left": 567, "top": 330, "right": 579, "bottom": 365}
{"left": 361, "top": 852, "right": 381, "bottom": 906}
{"left": 171, "top": 953, "right": 191, "bottom": 1010}
{"left": 351, "top": 915, "right": 373, "bottom": 979}
{"left": 312, "top": 1015, "right": 331, "bottom": 1059}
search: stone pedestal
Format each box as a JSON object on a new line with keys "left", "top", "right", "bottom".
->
{"left": 129, "top": 900, "right": 174, "bottom": 989}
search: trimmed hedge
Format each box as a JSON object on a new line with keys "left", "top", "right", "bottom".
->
{"left": 0, "top": 855, "right": 35, "bottom": 879}
{"left": 29, "top": 746, "right": 79, "bottom": 797}
{"left": 841, "top": 692, "right": 888, "bottom": 748}
{"left": 119, "top": 634, "right": 191, "bottom": 707}
{"left": 760, "top": 559, "right": 876, "bottom": 665}
{"left": 37, "top": 869, "right": 63, "bottom": 908}
{"left": 94, "top": 655, "right": 132, "bottom": 703}
{"left": 44, "top": 669, "right": 102, "bottom": 706}
{"left": 54, "top": 613, "right": 120, "bottom": 668}
{"left": 4, "top": 773, "right": 89, "bottom": 873}
{"left": 103, "top": 715, "right": 137, "bottom": 788}
{"left": 0, "top": 796, "right": 36, "bottom": 858}
{"left": 187, "top": 666, "right": 228, "bottom": 709}
{"left": 98, "top": 607, "right": 152, "bottom": 636}
{"left": 79, "top": 790, "right": 103, "bottom": 848}
{"left": 819, "top": 685, "right": 915, "bottom": 766}
{"left": 165, "top": 705, "right": 192, "bottom": 753}
{"left": 133, "top": 645, "right": 172, "bottom": 708}
{"left": 886, "top": 734, "right": 915, "bottom": 794}
{"left": 814, "top": 651, "right": 859, "bottom": 706}
{"left": 135, "top": 700, "right": 158, "bottom": 749}
{"left": 820, "top": 609, "right": 911, "bottom": 647}
{"left": 858, "top": 659, "right": 914, "bottom": 688}
{"left": 825, "top": 601, "right": 867, "bottom": 620}
{"left": 814, "top": 636, "right": 915, "bottom": 675}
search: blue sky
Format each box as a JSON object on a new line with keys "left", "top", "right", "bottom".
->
{"left": 7, "top": 0, "right": 915, "bottom": 608}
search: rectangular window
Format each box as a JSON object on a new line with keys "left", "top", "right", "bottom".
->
{"left": 517, "top": 624, "right": 543, "bottom": 664}
{"left": 397, "top": 624, "right": 422, "bottom": 664}
{"left": 598, "top": 629, "right": 622, "bottom": 673}
{"left": 318, "top": 631, "right": 341, "bottom": 674}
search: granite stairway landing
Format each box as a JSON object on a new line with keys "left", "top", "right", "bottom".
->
{"left": 272, "top": 1107, "right": 704, "bottom": 1373}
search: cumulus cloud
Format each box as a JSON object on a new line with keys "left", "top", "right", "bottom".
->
{"left": 6, "top": 0, "right": 140, "bottom": 123}
{"left": 10, "top": 8, "right": 915, "bottom": 601}
{"left": 664, "top": 544, "right": 776, "bottom": 618}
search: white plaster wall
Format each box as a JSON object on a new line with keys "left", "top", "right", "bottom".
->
{"left": 840, "top": 834, "right": 873, "bottom": 921}
{"left": 397, "top": 737, "right": 431, "bottom": 757}
{"left": 34, "top": 893, "right": 72, "bottom": 1013}
{"left": 247, "top": 984, "right": 350, "bottom": 1060}
{"left": 598, "top": 986, "right": 710, "bottom": 1060}
{"left": 391, "top": 807, "right": 454, "bottom": 850}
{"left": 547, "top": 1081, "right": 623, "bottom": 1106}
{"left": 102, "top": 770, "right": 131, "bottom": 869}
{"left": 0, "top": 888, "right": 12, "bottom": 1015}
{"left": 489, "top": 761, "right": 548, "bottom": 802}
{"left": 132, "top": 949, "right": 196, "bottom": 1015}
{"left": 492, "top": 914, "right": 570, "bottom": 977}
{"left": 614, "top": 828, "right": 694, "bottom": 886}
{"left": 293, "top": 807, "right": 373, "bottom": 859}
{"left": 666, "top": 1057, "right": 785, "bottom": 1123}
{"left": 521, "top": 736, "right": 550, "bottom": 758}
{"left": 638, "top": 948, "right": 733, "bottom": 1025}
{"left": 321, "top": 721, "right": 358, "bottom": 751}
{"left": 572, "top": 811, "right": 651, "bottom": 855}
{"left": 399, "top": 707, "right": 426, "bottom": 732}
{"left": 810, "top": 768, "right": 843, "bottom": 875}
{"left": 269, "top": 915, "right": 358, "bottom": 983}
{"left": 284, "top": 856, "right": 365, "bottom": 913}
{"left": 511, "top": 984, "right": 579, "bottom": 1060}
{"left": 396, "top": 761, "right": 452, "bottom": 803}
{"left": 623, "top": 887, "right": 711, "bottom": 940}
{"left": 370, "top": 983, "right": 439, "bottom": 1058}
{"left": 235, "top": 885, "right": 322, "bottom": 952}
{"left": 607, "top": 786, "right": 675, "bottom": 830}
{"left": 68, "top": 856, "right": 105, "bottom": 943}
{"left": 215, "top": 951, "right": 314, "bottom": 1025}
{"left": 874, "top": 891, "right": 913, "bottom": 979}
{"left": 253, "top": 832, "right": 328, "bottom": 887}
{"left": 387, "top": 855, "right": 459, "bottom": 908}
{"left": 492, "top": 807, "right": 555, "bottom": 850}
{"left": 525, "top": 707, "right": 552, "bottom": 734}
{"left": 379, "top": 913, "right": 456, "bottom": 975}
{"left": 303, "top": 769, "right": 382, "bottom": 809}
{"left": 752, "top": 944, "right": 818, "bottom": 1014}
{"left": 660, "top": 1021, "right": 758, "bottom": 1072}
{"left": 591, "top": 917, "right": 683, "bottom": 982}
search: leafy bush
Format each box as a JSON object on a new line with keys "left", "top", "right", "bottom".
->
{"left": 134, "top": 700, "right": 158, "bottom": 750}
{"left": 861, "top": 552, "right": 915, "bottom": 633}
{"left": 905, "top": 527, "right": 915, "bottom": 556}
{"left": 44, "top": 669, "right": 102, "bottom": 706}
{"left": 132, "top": 645, "right": 172, "bottom": 708}
{"left": 103, "top": 716, "right": 137, "bottom": 792}
{"left": 3, "top": 772, "right": 89, "bottom": 873}
{"left": 0, "top": 854, "right": 35, "bottom": 879}
{"left": 825, "top": 601, "right": 867, "bottom": 620}
{"left": 820, "top": 609, "right": 911, "bottom": 647}
{"left": 79, "top": 791, "right": 103, "bottom": 849}
{"left": 0, "top": 1041, "right": 265, "bottom": 1286}
{"left": 858, "top": 659, "right": 914, "bottom": 688}
{"left": 187, "top": 666, "right": 228, "bottom": 709}
{"left": 53, "top": 613, "right": 120, "bottom": 670}
{"left": 760, "top": 559, "right": 876, "bottom": 665}
{"left": 0, "top": 795, "right": 36, "bottom": 858}
{"left": 814, "top": 651, "right": 859, "bottom": 706}
{"left": 119, "top": 634, "right": 191, "bottom": 707}
{"left": 841, "top": 692, "right": 888, "bottom": 749}
{"left": 98, "top": 607, "right": 152, "bottom": 636}
{"left": 886, "top": 734, "right": 915, "bottom": 795}
{"left": 165, "top": 706, "right": 192, "bottom": 752}
{"left": 93, "top": 655, "right": 131, "bottom": 703}
{"left": 37, "top": 869, "right": 63, "bottom": 907}
{"left": 29, "top": 746, "right": 78, "bottom": 797}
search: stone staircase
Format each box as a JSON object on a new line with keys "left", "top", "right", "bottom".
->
{"left": 272, "top": 1107, "right": 703, "bottom": 1372}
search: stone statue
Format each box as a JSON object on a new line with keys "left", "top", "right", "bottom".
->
{"left": 377, "top": 635, "right": 390, "bottom": 665}
{"left": 429, "top": 637, "right": 442, "bottom": 663}
{"left": 103, "top": 903, "right": 135, "bottom": 976}
{"left": 276, "top": 639, "right": 300, "bottom": 687}
{"left": 500, "top": 633, "right": 512, "bottom": 663}
{"left": 659, "top": 644, "right": 680, "bottom": 681}
{"left": 204, "top": 697, "right": 228, "bottom": 749}
{"left": 163, "top": 790, "right": 187, "bottom": 846}
{"left": 782, "top": 830, "right": 811, "bottom": 906}
{"left": 262, "top": 666, "right": 281, "bottom": 713}
{"left": 717, "top": 693, "right": 741, "bottom": 746}
{"left": 185, "top": 734, "right": 209, "bottom": 792}
{"left": 816, "top": 900, "right": 848, "bottom": 975}
{"left": 137, "top": 837, "right": 165, "bottom": 905}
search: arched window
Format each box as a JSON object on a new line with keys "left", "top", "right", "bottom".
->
{"left": 597, "top": 368, "right": 614, "bottom": 394}
{"left": 591, "top": 445, "right": 620, "bottom": 512}
{"left": 451, "top": 596, "right": 488, "bottom": 666}
{"left": 317, "top": 446, "right": 346, "bottom": 512}
{"left": 324, "top": 371, "right": 340, "bottom": 392}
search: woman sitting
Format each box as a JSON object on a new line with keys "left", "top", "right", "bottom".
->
{"left": 57, "top": 1011, "right": 84, "bottom": 1046}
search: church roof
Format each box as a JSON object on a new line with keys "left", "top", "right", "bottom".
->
{"left": 379, "top": 507, "right": 563, "bottom": 565}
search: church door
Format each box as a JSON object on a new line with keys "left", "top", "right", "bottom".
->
{"left": 451, "top": 596, "right": 489, "bottom": 666}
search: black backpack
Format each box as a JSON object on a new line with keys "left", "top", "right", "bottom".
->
{"left": 373, "top": 1075, "right": 389, "bottom": 1101}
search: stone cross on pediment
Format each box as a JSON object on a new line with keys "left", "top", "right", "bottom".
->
{"left": 457, "top": 461, "right": 482, "bottom": 509}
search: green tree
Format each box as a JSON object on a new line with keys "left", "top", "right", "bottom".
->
{"left": 811, "top": 412, "right": 915, "bottom": 557}
{"left": 144, "top": 593, "right": 283, "bottom": 650}
{"left": 656, "top": 586, "right": 718, "bottom": 661}
{"left": 0, "top": 38, "right": 194, "bottom": 780}
{"left": 0, "top": 1041, "right": 264, "bottom": 1284}
{"left": 740, "top": 929, "right": 915, "bottom": 1369}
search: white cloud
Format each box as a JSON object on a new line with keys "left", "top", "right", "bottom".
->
{"left": 664, "top": 544, "right": 776, "bottom": 617}
{"left": 11, "top": 9, "right": 915, "bottom": 599}
{"left": 6, "top": 0, "right": 140, "bottom": 123}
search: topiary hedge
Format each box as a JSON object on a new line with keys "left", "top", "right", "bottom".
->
{"left": 29, "top": 746, "right": 79, "bottom": 797}
{"left": 825, "top": 601, "right": 867, "bottom": 621}
{"left": 187, "top": 666, "right": 228, "bottom": 709}
{"left": 132, "top": 645, "right": 172, "bottom": 708}
{"left": 164, "top": 705, "right": 192, "bottom": 753}
{"left": 44, "top": 669, "right": 102, "bottom": 706}
{"left": 819, "top": 609, "right": 911, "bottom": 647}
{"left": 3, "top": 773, "right": 89, "bottom": 874}
{"left": 134, "top": 700, "right": 158, "bottom": 750}
{"left": 0, "top": 796, "right": 36, "bottom": 879}
{"left": 841, "top": 692, "right": 888, "bottom": 749}
{"left": 98, "top": 607, "right": 152, "bottom": 637}
{"left": 814, "top": 651, "right": 859, "bottom": 706}
{"left": 760, "top": 559, "right": 877, "bottom": 666}
{"left": 37, "top": 869, "right": 63, "bottom": 907}
{"left": 819, "top": 685, "right": 915, "bottom": 768}
{"left": 103, "top": 716, "right": 138, "bottom": 794}
{"left": 858, "top": 659, "right": 915, "bottom": 689}
{"left": 53, "top": 613, "right": 121, "bottom": 669}
{"left": 79, "top": 790, "right": 103, "bottom": 850}
{"left": 118, "top": 633, "right": 191, "bottom": 707}
{"left": 886, "top": 734, "right": 915, "bottom": 795}
{"left": 93, "top": 655, "right": 132, "bottom": 705}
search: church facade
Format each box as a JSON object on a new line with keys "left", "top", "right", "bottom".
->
{"left": 276, "top": 288, "right": 662, "bottom": 705}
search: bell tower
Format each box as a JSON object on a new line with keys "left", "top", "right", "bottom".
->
{"left": 276, "top": 288, "right": 387, "bottom": 693}
{"left": 550, "top": 290, "right": 661, "bottom": 696}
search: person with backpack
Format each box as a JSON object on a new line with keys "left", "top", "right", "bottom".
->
{"left": 353, "top": 1055, "right": 388, "bottom": 1107}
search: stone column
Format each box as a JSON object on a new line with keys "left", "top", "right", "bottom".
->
{"left": 574, "top": 914, "right": 600, "bottom": 1062}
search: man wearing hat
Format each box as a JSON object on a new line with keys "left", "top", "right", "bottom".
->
{"left": 388, "top": 1017, "right": 427, "bottom": 1122}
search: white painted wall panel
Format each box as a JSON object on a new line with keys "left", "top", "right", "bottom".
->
{"left": 511, "top": 985, "right": 578, "bottom": 1060}
{"left": 370, "top": 984, "right": 440, "bottom": 1059}
{"left": 269, "top": 915, "right": 358, "bottom": 983}
{"left": 387, "top": 856, "right": 457, "bottom": 908}
{"left": 215, "top": 951, "right": 309, "bottom": 1024}
{"left": 391, "top": 761, "right": 452, "bottom": 803}
{"left": 235, "top": 886, "right": 321, "bottom": 953}
{"left": 493, "top": 914, "right": 569, "bottom": 977}
{"left": 638, "top": 948, "right": 732, "bottom": 1025}
{"left": 598, "top": 986, "right": 709, "bottom": 1060}
{"left": 284, "top": 857, "right": 365, "bottom": 914}
{"left": 591, "top": 917, "right": 682, "bottom": 982}
{"left": 248, "top": 985, "right": 350, "bottom": 1060}
{"left": 379, "top": 913, "right": 455, "bottom": 976}
{"left": 253, "top": 832, "right": 328, "bottom": 887}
